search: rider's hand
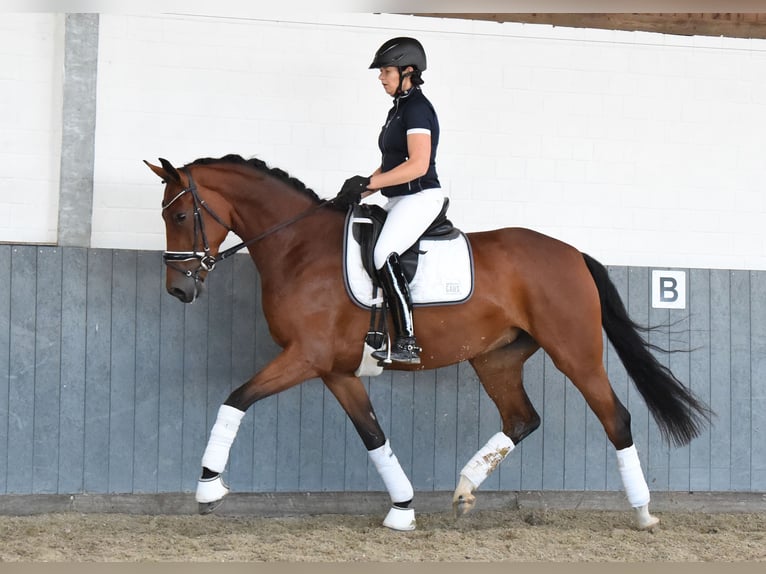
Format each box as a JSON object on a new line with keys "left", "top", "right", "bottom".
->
{"left": 334, "top": 175, "right": 370, "bottom": 209}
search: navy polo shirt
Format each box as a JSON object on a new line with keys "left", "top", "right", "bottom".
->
{"left": 378, "top": 87, "right": 441, "bottom": 197}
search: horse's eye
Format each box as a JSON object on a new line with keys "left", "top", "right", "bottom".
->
{"left": 174, "top": 212, "right": 187, "bottom": 224}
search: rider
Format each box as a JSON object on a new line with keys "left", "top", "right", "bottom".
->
{"left": 337, "top": 37, "right": 444, "bottom": 365}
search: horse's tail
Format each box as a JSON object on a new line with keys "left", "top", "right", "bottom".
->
{"left": 581, "top": 252, "right": 712, "bottom": 447}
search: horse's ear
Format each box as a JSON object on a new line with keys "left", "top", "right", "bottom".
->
{"left": 143, "top": 158, "right": 182, "bottom": 184}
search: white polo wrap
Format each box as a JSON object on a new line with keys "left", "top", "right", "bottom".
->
{"left": 616, "top": 444, "right": 651, "bottom": 508}
{"left": 460, "top": 432, "right": 515, "bottom": 489}
{"left": 368, "top": 439, "right": 414, "bottom": 504}
{"left": 201, "top": 404, "right": 245, "bottom": 473}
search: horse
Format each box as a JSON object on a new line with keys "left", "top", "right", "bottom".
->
{"left": 145, "top": 154, "right": 711, "bottom": 532}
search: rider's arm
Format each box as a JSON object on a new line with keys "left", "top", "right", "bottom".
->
{"left": 365, "top": 132, "right": 431, "bottom": 195}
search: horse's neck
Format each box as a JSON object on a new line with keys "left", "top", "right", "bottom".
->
{"left": 226, "top": 180, "right": 341, "bottom": 278}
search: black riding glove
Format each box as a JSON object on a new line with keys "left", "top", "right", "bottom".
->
{"left": 334, "top": 175, "right": 370, "bottom": 209}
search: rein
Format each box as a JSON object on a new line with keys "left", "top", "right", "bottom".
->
{"left": 162, "top": 167, "right": 332, "bottom": 280}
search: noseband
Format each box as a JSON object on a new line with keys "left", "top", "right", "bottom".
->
{"left": 162, "top": 167, "right": 330, "bottom": 289}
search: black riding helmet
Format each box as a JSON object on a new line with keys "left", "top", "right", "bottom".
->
{"left": 370, "top": 37, "right": 427, "bottom": 95}
{"left": 369, "top": 37, "right": 427, "bottom": 71}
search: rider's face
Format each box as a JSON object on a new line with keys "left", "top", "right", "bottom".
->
{"left": 378, "top": 66, "right": 412, "bottom": 96}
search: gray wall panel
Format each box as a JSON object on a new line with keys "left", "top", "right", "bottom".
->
{"left": 58, "top": 248, "right": 88, "bottom": 493}
{"left": 689, "top": 268, "right": 712, "bottom": 491}
{"left": 33, "top": 247, "right": 62, "bottom": 494}
{"left": 109, "top": 251, "right": 137, "bottom": 493}
{"left": 251, "top": 269, "right": 279, "bottom": 493}
{"left": 298, "top": 380, "right": 324, "bottom": 491}
{"left": 83, "top": 249, "right": 112, "bottom": 493}
{"left": 180, "top": 290, "right": 210, "bottom": 492}
{"left": 133, "top": 251, "right": 162, "bottom": 493}
{"left": 541, "top": 354, "right": 566, "bottom": 490}
{"left": 0, "top": 246, "right": 763, "bottom": 497}
{"left": 7, "top": 246, "right": 38, "bottom": 494}
{"left": 433, "top": 365, "right": 458, "bottom": 490}
{"left": 389, "top": 371, "right": 416, "bottom": 490}
{"left": 709, "top": 269, "right": 732, "bottom": 490}
{"left": 519, "top": 350, "right": 544, "bottom": 491}
{"left": 668, "top": 295, "right": 692, "bottom": 491}
{"left": 752, "top": 271, "right": 766, "bottom": 490}
{"left": 227, "top": 255, "right": 257, "bottom": 491}
{"left": 157, "top": 266, "right": 185, "bottom": 492}
{"left": 0, "top": 245, "right": 9, "bottom": 493}
{"left": 730, "top": 271, "right": 752, "bottom": 491}
{"left": 411, "top": 369, "right": 437, "bottom": 491}
{"left": 275, "top": 386, "right": 302, "bottom": 492}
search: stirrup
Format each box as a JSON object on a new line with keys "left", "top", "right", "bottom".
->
{"left": 372, "top": 337, "right": 421, "bottom": 365}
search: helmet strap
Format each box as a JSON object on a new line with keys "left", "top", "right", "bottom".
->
{"left": 396, "top": 67, "right": 413, "bottom": 96}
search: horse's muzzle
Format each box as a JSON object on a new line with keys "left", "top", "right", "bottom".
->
{"left": 168, "top": 285, "right": 195, "bottom": 303}
{"left": 167, "top": 273, "right": 205, "bottom": 303}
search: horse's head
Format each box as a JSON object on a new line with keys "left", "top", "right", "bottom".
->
{"left": 145, "top": 158, "right": 233, "bottom": 303}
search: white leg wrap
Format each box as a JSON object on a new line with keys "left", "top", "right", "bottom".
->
{"left": 459, "top": 432, "right": 515, "bottom": 489}
{"left": 201, "top": 405, "right": 245, "bottom": 473}
{"left": 368, "top": 440, "right": 414, "bottom": 504}
{"left": 616, "top": 444, "right": 651, "bottom": 508}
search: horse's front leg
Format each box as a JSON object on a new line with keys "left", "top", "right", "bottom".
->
{"left": 196, "top": 347, "right": 318, "bottom": 514}
{"left": 322, "top": 372, "right": 416, "bottom": 531}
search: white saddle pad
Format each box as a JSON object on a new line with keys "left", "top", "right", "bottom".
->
{"left": 343, "top": 214, "right": 474, "bottom": 309}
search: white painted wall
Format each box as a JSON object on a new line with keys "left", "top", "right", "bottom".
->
{"left": 4, "top": 13, "right": 766, "bottom": 270}
{"left": 0, "top": 14, "right": 63, "bottom": 244}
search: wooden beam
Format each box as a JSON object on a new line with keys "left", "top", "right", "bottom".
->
{"left": 411, "top": 13, "right": 766, "bottom": 39}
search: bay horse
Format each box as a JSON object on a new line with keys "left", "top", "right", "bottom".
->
{"left": 146, "top": 154, "right": 710, "bottom": 531}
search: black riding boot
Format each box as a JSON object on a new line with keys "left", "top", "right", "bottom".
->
{"left": 371, "top": 253, "right": 421, "bottom": 364}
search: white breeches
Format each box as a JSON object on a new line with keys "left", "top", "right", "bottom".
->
{"left": 373, "top": 187, "right": 445, "bottom": 269}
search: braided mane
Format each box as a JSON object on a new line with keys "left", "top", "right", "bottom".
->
{"left": 187, "top": 154, "right": 343, "bottom": 210}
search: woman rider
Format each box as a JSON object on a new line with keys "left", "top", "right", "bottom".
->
{"left": 337, "top": 36, "right": 444, "bottom": 365}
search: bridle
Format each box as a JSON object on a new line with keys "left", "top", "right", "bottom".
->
{"left": 162, "top": 167, "right": 330, "bottom": 290}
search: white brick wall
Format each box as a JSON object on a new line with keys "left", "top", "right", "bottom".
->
{"left": 0, "top": 14, "right": 63, "bottom": 244}
{"left": 5, "top": 13, "right": 766, "bottom": 270}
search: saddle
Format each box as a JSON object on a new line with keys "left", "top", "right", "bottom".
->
{"left": 345, "top": 197, "right": 473, "bottom": 377}
{"left": 350, "top": 197, "right": 458, "bottom": 284}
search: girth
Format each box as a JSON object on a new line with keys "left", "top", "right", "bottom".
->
{"left": 351, "top": 197, "right": 457, "bottom": 283}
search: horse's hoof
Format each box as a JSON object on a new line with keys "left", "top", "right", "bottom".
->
{"left": 452, "top": 495, "right": 476, "bottom": 517}
{"left": 635, "top": 504, "right": 660, "bottom": 531}
{"left": 195, "top": 474, "right": 229, "bottom": 514}
{"left": 382, "top": 506, "right": 416, "bottom": 531}
{"left": 198, "top": 498, "right": 225, "bottom": 515}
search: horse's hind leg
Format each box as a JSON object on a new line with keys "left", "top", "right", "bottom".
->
{"left": 563, "top": 363, "right": 660, "bottom": 530}
{"left": 547, "top": 333, "right": 659, "bottom": 530}
{"left": 528, "top": 258, "right": 659, "bottom": 530}
{"left": 453, "top": 332, "right": 541, "bottom": 515}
